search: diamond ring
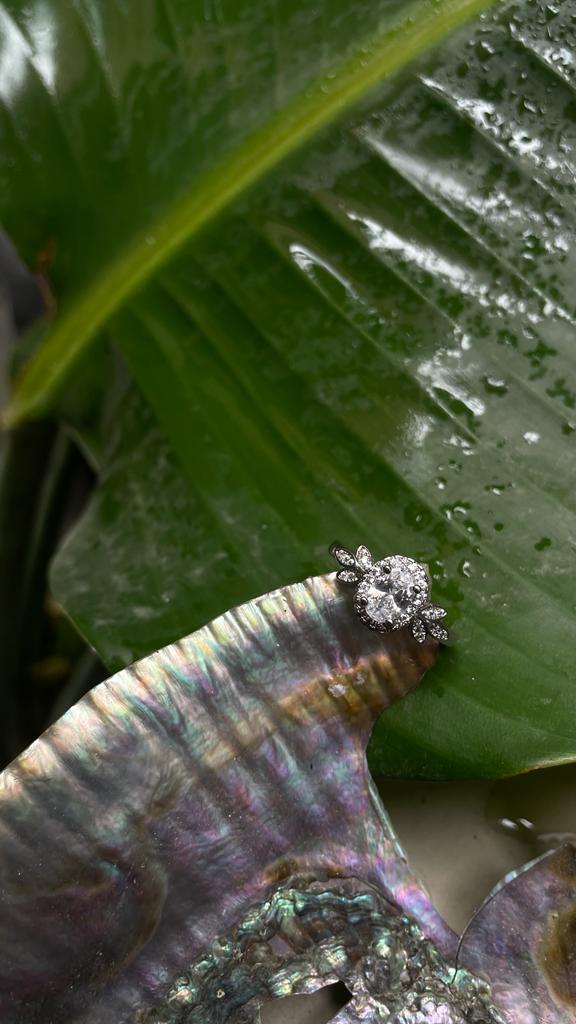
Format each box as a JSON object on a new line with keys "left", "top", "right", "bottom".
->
{"left": 330, "top": 543, "right": 448, "bottom": 644}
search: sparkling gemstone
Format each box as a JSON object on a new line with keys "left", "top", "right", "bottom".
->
{"left": 412, "top": 618, "right": 427, "bottom": 644}
{"left": 355, "top": 556, "right": 428, "bottom": 631}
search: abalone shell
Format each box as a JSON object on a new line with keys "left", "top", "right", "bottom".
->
{"left": 0, "top": 573, "right": 567, "bottom": 1022}
{"left": 460, "top": 843, "right": 576, "bottom": 1024}
{"left": 0, "top": 574, "right": 457, "bottom": 1022}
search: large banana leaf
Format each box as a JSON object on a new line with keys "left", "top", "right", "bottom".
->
{"left": 4, "top": 0, "right": 576, "bottom": 778}
{"left": 1, "top": 0, "right": 493, "bottom": 419}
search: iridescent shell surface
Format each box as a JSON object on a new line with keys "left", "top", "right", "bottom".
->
{"left": 0, "top": 573, "right": 475, "bottom": 1023}
{"left": 0, "top": 573, "right": 566, "bottom": 1022}
{"left": 460, "top": 844, "right": 576, "bottom": 1024}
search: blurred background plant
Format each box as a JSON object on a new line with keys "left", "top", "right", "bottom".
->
{"left": 2, "top": 0, "right": 576, "bottom": 783}
{"left": 0, "top": 228, "right": 104, "bottom": 763}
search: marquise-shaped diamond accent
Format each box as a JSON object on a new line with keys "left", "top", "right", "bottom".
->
{"left": 355, "top": 545, "right": 373, "bottom": 571}
{"left": 337, "top": 569, "right": 360, "bottom": 584}
{"left": 428, "top": 622, "right": 449, "bottom": 643}
{"left": 421, "top": 605, "right": 447, "bottom": 622}
{"left": 412, "top": 618, "right": 427, "bottom": 644}
{"left": 330, "top": 544, "right": 356, "bottom": 569}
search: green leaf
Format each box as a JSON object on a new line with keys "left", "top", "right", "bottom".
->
{"left": 2, "top": 0, "right": 497, "bottom": 426}
{"left": 8, "top": 0, "right": 576, "bottom": 779}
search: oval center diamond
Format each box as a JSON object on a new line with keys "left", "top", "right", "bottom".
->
{"left": 355, "top": 556, "right": 428, "bottom": 630}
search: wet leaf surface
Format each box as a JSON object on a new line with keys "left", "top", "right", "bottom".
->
{"left": 3, "top": 0, "right": 576, "bottom": 777}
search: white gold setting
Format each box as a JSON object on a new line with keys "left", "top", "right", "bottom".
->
{"left": 330, "top": 543, "right": 448, "bottom": 644}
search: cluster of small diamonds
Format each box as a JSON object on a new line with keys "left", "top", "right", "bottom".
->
{"left": 330, "top": 543, "right": 448, "bottom": 643}
{"left": 355, "top": 556, "right": 429, "bottom": 632}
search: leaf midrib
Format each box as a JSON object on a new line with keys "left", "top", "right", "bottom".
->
{"left": 4, "top": 0, "right": 501, "bottom": 427}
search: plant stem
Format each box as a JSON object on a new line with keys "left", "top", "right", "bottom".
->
{"left": 0, "top": 422, "right": 55, "bottom": 759}
{"left": 0, "top": 422, "right": 84, "bottom": 763}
